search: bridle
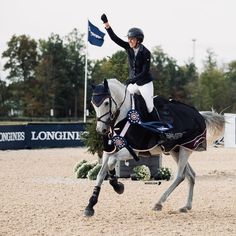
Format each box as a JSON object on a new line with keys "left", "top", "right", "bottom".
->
{"left": 94, "top": 93, "right": 119, "bottom": 126}
{"left": 92, "top": 83, "right": 128, "bottom": 130}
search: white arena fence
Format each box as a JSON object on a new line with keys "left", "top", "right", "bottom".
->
{"left": 224, "top": 113, "right": 236, "bottom": 148}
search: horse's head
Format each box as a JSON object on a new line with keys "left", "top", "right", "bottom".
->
{"left": 91, "top": 79, "right": 120, "bottom": 135}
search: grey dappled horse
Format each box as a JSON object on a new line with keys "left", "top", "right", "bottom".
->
{"left": 84, "top": 79, "right": 225, "bottom": 217}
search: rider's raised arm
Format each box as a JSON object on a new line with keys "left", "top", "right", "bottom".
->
{"left": 101, "top": 14, "right": 129, "bottom": 50}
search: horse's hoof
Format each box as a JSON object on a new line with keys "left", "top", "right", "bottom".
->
{"left": 152, "top": 203, "right": 162, "bottom": 211}
{"left": 179, "top": 207, "right": 189, "bottom": 213}
{"left": 84, "top": 206, "right": 94, "bottom": 217}
{"left": 113, "top": 182, "right": 124, "bottom": 194}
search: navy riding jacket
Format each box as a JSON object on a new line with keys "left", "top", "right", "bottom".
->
{"left": 106, "top": 27, "right": 154, "bottom": 86}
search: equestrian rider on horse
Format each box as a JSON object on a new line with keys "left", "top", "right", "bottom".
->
{"left": 101, "top": 14, "right": 159, "bottom": 120}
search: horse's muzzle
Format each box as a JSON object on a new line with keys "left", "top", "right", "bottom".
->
{"left": 96, "top": 126, "right": 109, "bottom": 135}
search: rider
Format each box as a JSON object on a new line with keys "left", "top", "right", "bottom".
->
{"left": 101, "top": 14, "right": 159, "bottom": 120}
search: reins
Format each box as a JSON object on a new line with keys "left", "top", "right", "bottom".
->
{"left": 108, "top": 84, "right": 128, "bottom": 129}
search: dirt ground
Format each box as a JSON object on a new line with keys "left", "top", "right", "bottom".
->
{"left": 0, "top": 146, "right": 236, "bottom": 236}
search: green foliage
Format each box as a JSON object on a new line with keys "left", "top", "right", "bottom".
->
{"left": 2, "top": 29, "right": 86, "bottom": 118}
{"left": 76, "top": 161, "right": 97, "bottom": 179}
{"left": 198, "top": 68, "right": 226, "bottom": 110}
{"left": 192, "top": 50, "right": 233, "bottom": 112}
{"left": 36, "top": 33, "right": 75, "bottom": 117}
{"left": 90, "top": 50, "right": 128, "bottom": 84}
{"left": 87, "top": 164, "right": 102, "bottom": 180}
{"left": 64, "top": 28, "right": 86, "bottom": 117}
{"left": 151, "top": 46, "right": 198, "bottom": 102}
{"left": 81, "top": 113, "right": 103, "bottom": 158}
{"left": 2, "top": 34, "right": 39, "bottom": 116}
{"left": 2, "top": 34, "right": 38, "bottom": 82}
{"left": 153, "top": 167, "right": 172, "bottom": 181}
{"left": 133, "top": 165, "right": 151, "bottom": 181}
{"left": 74, "top": 160, "right": 87, "bottom": 172}
{"left": 0, "top": 80, "right": 10, "bottom": 116}
{"left": 224, "top": 61, "right": 236, "bottom": 111}
{"left": 74, "top": 160, "right": 101, "bottom": 180}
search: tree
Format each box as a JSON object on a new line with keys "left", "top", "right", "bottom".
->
{"left": 36, "top": 33, "right": 70, "bottom": 117}
{"left": 224, "top": 60, "right": 236, "bottom": 112}
{"left": 90, "top": 50, "right": 128, "bottom": 85}
{"left": 35, "top": 30, "right": 86, "bottom": 118}
{"left": 2, "top": 35, "right": 38, "bottom": 116}
{"left": 196, "top": 49, "right": 228, "bottom": 111}
{"left": 64, "top": 28, "right": 86, "bottom": 118}
{"left": 151, "top": 46, "right": 180, "bottom": 98}
{"left": 0, "top": 79, "right": 9, "bottom": 116}
{"left": 2, "top": 34, "right": 38, "bottom": 82}
{"left": 151, "top": 46, "right": 197, "bottom": 102}
{"left": 178, "top": 62, "right": 198, "bottom": 104}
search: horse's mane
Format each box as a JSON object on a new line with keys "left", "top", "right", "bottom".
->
{"left": 107, "top": 78, "right": 127, "bottom": 102}
{"left": 106, "top": 79, "right": 131, "bottom": 119}
{"left": 107, "top": 78, "right": 125, "bottom": 90}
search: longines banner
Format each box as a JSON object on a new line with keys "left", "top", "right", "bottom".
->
{"left": 0, "top": 123, "right": 85, "bottom": 150}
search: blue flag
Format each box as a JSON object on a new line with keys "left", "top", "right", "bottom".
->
{"left": 88, "top": 20, "right": 105, "bottom": 47}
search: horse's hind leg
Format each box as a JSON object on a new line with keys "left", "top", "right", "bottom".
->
{"left": 153, "top": 147, "right": 192, "bottom": 211}
{"left": 179, "top": 162, "right": 195, "bottom": 212}
{"left": 170, "top": 152, "right": 196, "bottom": 212}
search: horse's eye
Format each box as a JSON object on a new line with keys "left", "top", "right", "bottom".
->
{"left": 104, "top": 101, "right": 109, "bottom": 106}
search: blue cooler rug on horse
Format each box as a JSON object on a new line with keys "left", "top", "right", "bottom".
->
{"left": 109, "top": 95, "right": 206, "bottom": 153}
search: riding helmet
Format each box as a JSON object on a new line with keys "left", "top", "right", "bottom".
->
{"left": 127, "top": 27, "right": 144, "bottom": 43}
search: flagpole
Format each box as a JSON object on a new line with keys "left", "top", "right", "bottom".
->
{"left": 83, "top": 20, "right": 89, "bottom": 123}
{"left": 83, "top": 20, "right": 105, "bottom": 123}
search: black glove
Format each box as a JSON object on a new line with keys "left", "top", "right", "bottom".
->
{"left": 101, "top": 14, "right": 108, "bottom": 24}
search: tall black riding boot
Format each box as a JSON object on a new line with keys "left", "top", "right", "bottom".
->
{"left": 149, "top": 107, "right": 160, "bottom": 121}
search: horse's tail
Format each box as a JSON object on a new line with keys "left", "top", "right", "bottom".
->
{"left": 200, "top": 111, "right": 225, "bottom": 145}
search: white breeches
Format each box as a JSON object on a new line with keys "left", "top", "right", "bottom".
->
{"left": 127, "top": 81, "right": 154, "bottom": 113}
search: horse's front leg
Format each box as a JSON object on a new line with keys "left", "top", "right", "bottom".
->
{"left": 108, "top": 158, "right": 123, "bottom": 194}
{"left": 84, "top": 152, "right": 109, "bottom": 217}
{"left": 107, "top": 148, "right": 132, "bottom": 194}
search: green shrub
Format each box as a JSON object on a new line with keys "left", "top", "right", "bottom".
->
{"left": 76, "top": 162, "right": 97, "bottom": 179}
{"left": 87, "top": 164, "right": 102, "bottom": 180}
{"left": 74, "top": 160, "right": 87, "bottom": 172}
{"left": 133, "top": 165, "right": 151, "bottom": 181}
{"left": 81, "top": 112, "right": 103, "bottom": 158}
{"left": 154, "top": 167, "right": 172, "bottom": 181}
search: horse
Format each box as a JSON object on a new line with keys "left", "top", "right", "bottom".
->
{"left": 84, "top": 78, "right": 225, "bottom": 217}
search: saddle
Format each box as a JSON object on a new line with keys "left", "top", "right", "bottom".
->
{"left": 134, "top": 94, "right": 174, "bottom": 124}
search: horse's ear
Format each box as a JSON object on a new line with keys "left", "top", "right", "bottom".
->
{"left": 104, "top": 79, "right": 108, "bottom": 90}
{"left": 91, "top": 84, "right": 96, "bottom": 90}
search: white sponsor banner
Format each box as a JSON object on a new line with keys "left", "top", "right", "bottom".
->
{"left": 224, "top": 113, "right": 236, "bottom": 148}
